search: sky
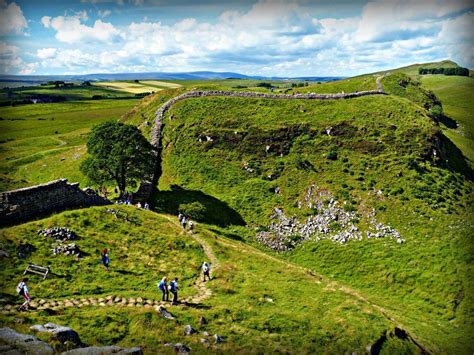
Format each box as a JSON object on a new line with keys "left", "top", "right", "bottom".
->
{"left": 0, "top": 0, "right": 473, "bottom": 77}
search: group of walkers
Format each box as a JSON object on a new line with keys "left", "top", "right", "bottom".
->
{"left": 178, "top": 213, "right": 194, "bottom": 232}
{"left": 15, "top": 211, "right": 207, "bottom": 311}
{"left": 157, "top": 262, "right": 212, "bottom": 304}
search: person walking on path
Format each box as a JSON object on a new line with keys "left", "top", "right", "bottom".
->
{"left": 181, "top": 216, "right": 187, "bottom": 230}
{"left": 202, "top": 262, "right": 211, "bottom": 282}
{"left": 169, "top": 277, "right": 179, "bottom": 304}
{"left": 101, "top": 248, "right": 109, "bottom": 271}
{"left": 16, "top": 278, "right": 30, "bottom": 311}
{"left": 178, "top": 213, "right": 183, "bottom": 223}
{"left": 189, "top": 219, "right": 194, "bottom": 233}
{"left": 158, "top": 276, "right": 169, "bottom": 302}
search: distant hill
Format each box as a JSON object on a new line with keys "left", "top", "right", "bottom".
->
{"left": 0, "top": 71, "right": 344, "bottom": 86}
{"left": 367, "top": 59, "right": 461, "bottom": 77}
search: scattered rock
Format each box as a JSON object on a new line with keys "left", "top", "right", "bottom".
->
{"left": 184, "top": 325, "right": 196, "bottom": 336}
{"left": 30, "top": 323, "right": 82, "bottom": 347}
{"left": 38, "top": 227, "right": 78, "bottom": 241}
{"left": 214, "top": 334, "right": 224, "bottom": 344}
{"left": 52, "top": 243, "right": 82, "bottom": 257}
{"left": 0, "top": 327, "right": 54, "bottom": 354}
{"left": 156, "top": 305, "right": 175, "bottom": 320}
{"left": 173, "top": 343, "right": 191, "bottom": 354}
{"left": 256, "top": 184, "right": 404, "bottom": 251}
{"left": 17, "top": 242, "right": 35, "bottom": 259}
{"left": 200, "top": 338, "right": 210, "bottom": 344}
{"left": 62, "top": 345, "right": 143, "bottom": 354}
{"left": 199, "top": 316, "right": 207, "bottom": 325}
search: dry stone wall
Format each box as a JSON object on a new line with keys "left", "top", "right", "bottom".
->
{"left": 0, "top": 179, "right": 110, "bottom": 225}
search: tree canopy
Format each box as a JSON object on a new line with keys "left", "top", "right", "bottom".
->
{"left": 80, "top": 121, "right": 155, "bottom": 196}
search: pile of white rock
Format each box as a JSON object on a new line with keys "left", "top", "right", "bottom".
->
{"left": 256, "top": 184, "right": 404, "bottom": 251}
{"left": 38, "top": 227, "right": 78, "bottom": 241}
{"left": 52, "top": 243, "right": 82, "bottom": 257}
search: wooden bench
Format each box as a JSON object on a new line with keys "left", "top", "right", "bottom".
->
{"left": 24, "top": 263, "right": 50, "bottom": 279}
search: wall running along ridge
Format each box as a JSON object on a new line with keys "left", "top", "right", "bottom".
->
{"left": 0, "top": 179, "right": 110, "bottom": 226}
{"left": 150, "top": 88, "right": 386, "bottom": 181}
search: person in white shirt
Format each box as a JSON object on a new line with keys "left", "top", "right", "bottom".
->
{"left": 202, "top": 262, "right": 211, "bottom": 281}
{"left": 17, "top": 278, "right": 31, "bottom": 311}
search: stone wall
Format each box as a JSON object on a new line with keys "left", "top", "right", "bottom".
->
{"left": 0, "top": 179, "right": 110, "bottom": 226}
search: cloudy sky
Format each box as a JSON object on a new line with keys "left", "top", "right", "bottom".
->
{"left": 0, "top": 0, "right": 473, "bottom": 76}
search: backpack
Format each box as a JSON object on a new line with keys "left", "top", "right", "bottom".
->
{"left": 16, "top": 282, "right": 24, "bottom": 295}
{"left": 158, "top": 281, "right": 165, "bottom": 291}
{"left": 169, "top": 281, "right": 176, "bottom": 292}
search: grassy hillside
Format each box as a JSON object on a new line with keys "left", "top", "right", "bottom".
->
{"left": 0, "top": 206, "right": 423, "bottom": 353}
{"left": 420, "top": 75, "right": 474, "bottom": 167}
{"left": 147, "top": 85, "right": 473, "bottom": 352}
{"left": 0, "top": 99, "right": 139, "bottom": 191}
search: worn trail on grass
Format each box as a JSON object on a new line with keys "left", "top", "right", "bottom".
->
{"left": 208, "top": 232, "right": 430, "bottom": 353}
{"left": 0, "top": 215, "right": 220, "bottom": 314}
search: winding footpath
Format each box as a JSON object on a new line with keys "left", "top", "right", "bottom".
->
{"left": 0, "top": 217, "right": 219, "bottom": 314}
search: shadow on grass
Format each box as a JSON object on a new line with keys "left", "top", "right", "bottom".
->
{"left": 152, "top": 185, "right": 245, "bottom": 227}
{"left": 208, "top": 227, "right": 244, "bottom": 242}
{"left": 438, "top": 133, "right": 473, "bottom": 180}
{"left": 438, "top": 114, "right": 458, "bottom": 129}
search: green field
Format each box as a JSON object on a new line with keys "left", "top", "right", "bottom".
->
{"left": 0, "top": 99, "right": 139, "bottom": 190}
{"left": 420, "top": 75, "right": 474, "bottom": 167}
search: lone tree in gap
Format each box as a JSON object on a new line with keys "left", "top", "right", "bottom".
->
{"left": 80, "top": 121, "right": 155, "bottom": 197}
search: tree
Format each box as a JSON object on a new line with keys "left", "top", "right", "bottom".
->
{"left": 80, "top": 121, "right": 155, "bottom": 196}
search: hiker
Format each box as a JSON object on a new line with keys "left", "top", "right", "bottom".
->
{"left": 16, "top": 278, "right": 30, "bottom": 311}
{"left": 181, "top": 216, "right": 187, "bottom": 230}
{"left": 178, "top": 213, "right": 183, "bottom": 223}
{"left": 158, "top": 276, "right": 169, "bottom": 302}
{"left": 169, "top": 277, "right": 179, "bottom": 304}
{"left": 202, "top": 262, "right": 211, "bottom": 281}
{"left": 189, "top": 219, "right": 194, "bottom": 233}
{"left": 101, "top": 248, "right": 109, "bottom": 271}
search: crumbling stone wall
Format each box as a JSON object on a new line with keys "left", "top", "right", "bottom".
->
{"left": 0, "top": 179, "right": 110, "bottom": 226}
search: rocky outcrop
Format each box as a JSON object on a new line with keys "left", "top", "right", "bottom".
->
{"left": 256, "top": 184, "right": 404, "bottom": 251}
{"left": 0, "top": 179, "right": 110, "bottom": 226}
{"left": 0, "top": 327, "right": 54, "bottom": 354}
{"left": 30, "top": 323, "right": 83, "bottom": 348}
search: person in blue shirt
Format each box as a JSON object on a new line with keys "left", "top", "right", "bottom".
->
{"left": 169, "top": 277, "right": 179, "bottom": 304}
{"left": 158, "top": 276, "right": 169, "bottom": 302}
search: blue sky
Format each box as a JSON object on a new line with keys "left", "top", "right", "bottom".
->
{"left": 0, "top": 0, "right": 473, "bottom": 76}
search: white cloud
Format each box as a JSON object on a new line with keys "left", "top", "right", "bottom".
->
{"left": 41, "top": 14, "right": 121, "bottom": 43}
{"left": 98, "top": 9, "right": 112, "bottom": 17}
{"left": 19, "top": 62, "right": 38, "bottom": 75}
{"left": 37, "top": 47, "right": 58, "bottom": 59}
{"left": 0, "top": 0, "right": 27, "bottom": 35}
{"left": 10, "top": 0, "right": 474, "bottom": 76}
{"left": 0, "top": 41, "right": 22, "bottom": 74}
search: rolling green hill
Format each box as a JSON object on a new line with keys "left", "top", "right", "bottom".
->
{"left": 1, "top": 206, "right": 425, "bottom": 353}
{"left": 1, "top": 61, "right": 473, "bottom": 353}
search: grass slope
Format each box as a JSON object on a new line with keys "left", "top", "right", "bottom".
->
{"left": 420, "top": 75, "right": 474, "bottom": 167}
{"left": 151, "top": 91, "right": 472, "bottom": 352}
{"left": 1, "top": 206, "right": 422, "bottom": 353}
{"left": 0, "top": 99, "right": 139, "bottom": 191}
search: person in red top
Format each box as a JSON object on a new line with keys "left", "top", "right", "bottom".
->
{"left": 17, "top": 278, "right": 30, "bottom": 311}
